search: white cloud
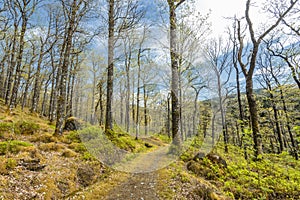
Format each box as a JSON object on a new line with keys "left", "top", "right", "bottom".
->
{"left": 194, "top": 0, "right": 269, "bottom": 38}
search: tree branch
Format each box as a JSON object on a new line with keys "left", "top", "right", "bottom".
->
{"left": 175, "top": 0, "right": 186, "bottom": 9}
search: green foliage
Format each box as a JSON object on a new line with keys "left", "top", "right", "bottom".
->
{"left": 0, "top": 140, "right": 33, "bottom": 155}
{"left": 215, "top": 144, "right": 300, "bottom": 199}
{"left": 81, "top": 152, "right": 95, "bottom": 161}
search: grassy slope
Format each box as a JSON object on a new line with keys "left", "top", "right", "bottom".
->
{"left": 0, "top": 99, "right": 299, "bottom": 199}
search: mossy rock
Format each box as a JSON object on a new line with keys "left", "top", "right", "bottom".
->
{"left": 187, "top": 183, "right": 217, "bottom": 200}
{"left": 64, "top": 117, "right": 83, "bottom": 131}
{"left": 187, "top": 160, "right": 210, "bottom": 177}
{"left": 193, "top": 152, "right": 227, "bottom": 168}
{"left": 206, "top": 153, "right": 227, "bottom": 168}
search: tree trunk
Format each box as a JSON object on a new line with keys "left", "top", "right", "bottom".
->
{"left": 105, "top": 0, "right": 115, "bottom": 133}
{"left": 143, "top": 84, "right": 148, "bottom": 136}
{"left": 120, "top": 85, "right": 124, "bottom": 126}
{"left": 268, "top": 86, "right": 284, "bottom": 153}
{"left": 99, "top": 81, "right": 104, "bottom": 126}
{"left": 41, "top": 77, "right": 51, "bottom": 116}
{"left": 125, "top": 55, "right": 130, "bottom": 133}
{"left": 5, "top": 21, "right": 18, "bottom": 105}
{"left": 10, "top": 9, "right": 29, "bottom": 109}
{"left": 168, "top": 0, "right": 182, "bottom": 146}
{"left": 55, "top": 0, "right": 77, "bottom": 136}
{"left": 136, "top": 48, "right": 142, "bottom": 140}
{"left": 245, "top": 76, "right": 263, "bottom": 157}
{"left": 271, "top": 70, "right": 298, "bottom": 159}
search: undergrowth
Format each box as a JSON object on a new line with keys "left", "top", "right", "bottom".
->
{"left": 186, "top": 143, "right": 300, "bottom": 199}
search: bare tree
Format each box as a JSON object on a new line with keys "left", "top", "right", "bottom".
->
{"left": 256, "top": 49, "right": 284, "bottom": 153}
{"left": 7, "top": 0, "right": 40, "bottom": 109}
{"left": 205, "top": 37, "right": 232, "bottom": 153}
{"left": 105, "top": 0, "right": 144, "bottom": 133}
{"left": 55, "top": 0, "right": 90, "bottom": 135}
{"left": 236, "top": 0, "right": 298, "bottom": 158}
{"left": 31, "top": 5, "right": 58, "bottom": 113}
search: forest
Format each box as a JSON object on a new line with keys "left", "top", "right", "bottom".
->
{"left": 0, "top": 0, "right": 299, "bottom": 199}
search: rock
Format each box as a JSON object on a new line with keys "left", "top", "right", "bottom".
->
{"left": 193, "top": 152, "right": 205, "bottom": 161}
{"left": 64, "top": 117, "right": 82, "bottom": 131}
{"left": 192, "top": 152, "right": 227, "bottom": 168}
{"left": 206, "top": 153, "right": 227, "bottom": 168}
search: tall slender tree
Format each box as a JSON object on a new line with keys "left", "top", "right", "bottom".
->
{"left": 167, "top": 0, "right": 186, "bottom": 146}
{"left": 236, "top": 0, "right": 298, "bottom": 158}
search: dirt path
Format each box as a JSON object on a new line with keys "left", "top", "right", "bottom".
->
{"left": 104, "top": 138, "right": 175, "bottom": 200}
{"left": 104, "top": 172, "right": 159, "bottom": 200}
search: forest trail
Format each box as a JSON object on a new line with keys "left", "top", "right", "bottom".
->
{"left": 104, "top": 137, "right": 174, "bottom": 200}
{"left": 104, "top": 172, "right": 159, "bottom": 200}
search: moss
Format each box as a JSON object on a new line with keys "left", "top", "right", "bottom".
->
{"left": 152, "top": 133, "right": 171, "bottom": 143}
{"left": 30, "top": 133, "right": 57, "bottom": 143}
{"left": 0, "top": 122, "right": 14, "bottom": 133}
{"left": 5, "top": 158, "right": 17, "bottom": 170}
{"left": 69, "top": 143, "right": 87, "bottom": 154}
{"left": 0, "top": 140, "right": 33, "bottom": 155}
{"left": 65, "top": 131, "right": 81, "bottom": 143}
{"left": 61, "top": 149, "right": 77, "bottom": 158}
{"left": 79, "top": 126, "right": 148, "bottom": 153}
{"left": 81, "top": 152, "right": 95, "bottom": 161}
{"left": 15, "top": 120, "right": 39, "bottom": 135}
{"left": 38, "top": 142, "right": 65, "bottom": 152}
{"left": 0, "top": 157, "right": 8, "bottom": 174}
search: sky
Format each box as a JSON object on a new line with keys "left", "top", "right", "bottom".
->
{"left": 194, "top": 0, "right": 255, "bottom": 37}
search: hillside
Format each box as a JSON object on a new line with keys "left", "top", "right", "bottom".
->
{"left": 0, "top": 99, "right": 299, "bottom": 199}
